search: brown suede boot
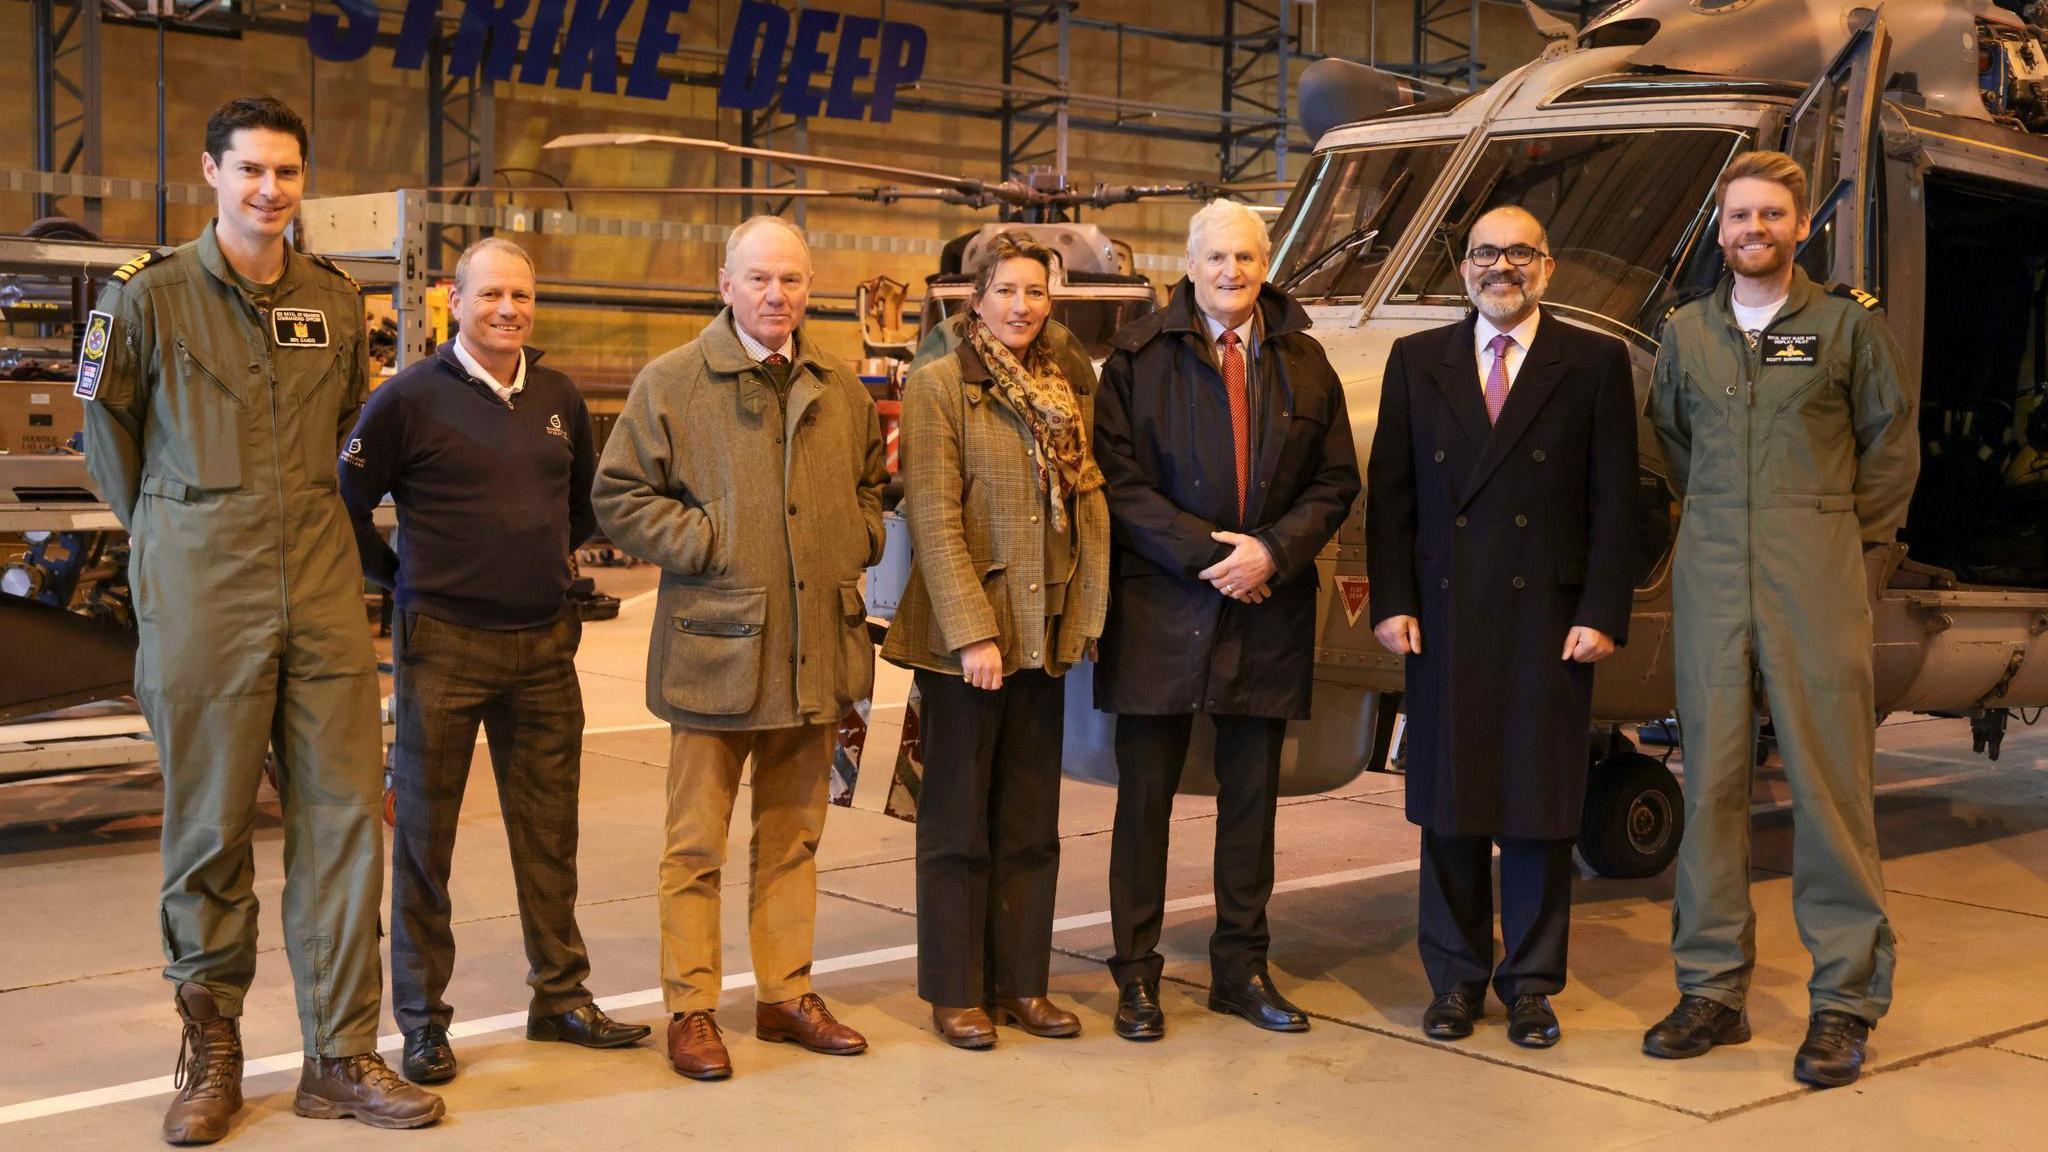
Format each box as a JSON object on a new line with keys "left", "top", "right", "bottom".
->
{"left": 293, "top": 1052, "right": 446, "bottom": 1129}
{"left": 162, "top": 984, "right": 244, "bottom": 1146}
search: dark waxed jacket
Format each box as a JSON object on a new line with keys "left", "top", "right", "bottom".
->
{"left": 1091, "top": 278, "right": 1359, "bottom": 719}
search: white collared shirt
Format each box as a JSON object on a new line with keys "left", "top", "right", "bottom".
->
{"left": 734, "top": 322, "right": 796, "bottom": 365}
{"left": 1474, "top": 309, "right": 1542, "bottom": 395}
{"left": 1201, "top": 309, "right": 1258, "bottom": 369}
{"left": 453, "top": 336, "right": 526, "bottom": 403}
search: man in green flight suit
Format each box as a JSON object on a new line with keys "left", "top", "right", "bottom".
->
{"left": 78, "top": 95, "right": 445, "bottom": 1143}
{"left": 1643, "top": 150, "right": 1917, "bottom": 1089}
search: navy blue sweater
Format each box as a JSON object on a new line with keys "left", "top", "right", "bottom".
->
{"left": 340, "top": 341, "right": 597, "bottom": 630}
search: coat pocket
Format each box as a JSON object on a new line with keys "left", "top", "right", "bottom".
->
{"left": 662, "top": 586, "right": 767, "bottom": 716}
{"left": 839, "top": 580, "right": 875, "bottom": 699}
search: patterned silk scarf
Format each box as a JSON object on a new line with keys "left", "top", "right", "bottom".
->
{"left": 965, "top": 315, "right": 1105, "bottom": 533}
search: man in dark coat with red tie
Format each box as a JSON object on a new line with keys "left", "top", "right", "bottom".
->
{"left": 1093, "top": 200, "right": 1359, "bottom": 1041}
{"left": 1366, "top": 205, "right": 1638, "bottom": 1048}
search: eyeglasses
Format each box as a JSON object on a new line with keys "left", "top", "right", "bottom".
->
{"left": 1465, "top": 244, "right": 1549, "bottom": 267}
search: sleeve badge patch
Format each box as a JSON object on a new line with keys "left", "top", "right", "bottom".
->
{"left": 73, "top": 309, "right": 114, "bottom": 400}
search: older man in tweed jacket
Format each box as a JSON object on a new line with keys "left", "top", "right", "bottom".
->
{"left": 593, "top": 216, "right": 887, "bottom": 1081}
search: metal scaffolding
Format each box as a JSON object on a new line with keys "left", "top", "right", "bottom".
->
{"left": 423, "top": 34, "right": 497, "bottom": 268}
{"left": 26, "top": 0, "right": 104, "bottom": 229}
{"left": 1410, "top": 0, "right": 1481, "bottom": 90}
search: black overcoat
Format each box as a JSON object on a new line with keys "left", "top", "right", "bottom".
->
{"left": 1092, "top": 280, "right": 1359, "bottom": 720}
{"left": 1365, "top": 309, "right": 1638, "bottom": 839}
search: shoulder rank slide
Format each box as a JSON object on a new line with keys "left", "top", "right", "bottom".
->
{"left": 1829, "top": 283, "right": 1882, "bottom": 310}
{"left": 108, "top": 246, "right": 174, "bottom": 284}
{"left": 306, "top": 252, "right": 359, "bottom": 289}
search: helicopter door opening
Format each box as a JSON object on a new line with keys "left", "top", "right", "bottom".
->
{"left": 1782, "top": 9, "right": 1890, "bottom": 288}
{"left": 1900, "top": 172, "right": 2048, "bottom": 590}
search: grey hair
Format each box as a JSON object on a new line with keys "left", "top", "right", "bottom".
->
{"left": 1184, "top": 198, "right": 1273, "bottom": 263}
{"left": 452, "top": 235, "right": 535, "bottom": 294}
{"left": 723, "top": 214, "right": 812, "bottom": 270}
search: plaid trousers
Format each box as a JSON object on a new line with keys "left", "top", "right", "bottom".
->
{"left": 388, "top": 608, "right": 594, "bottom": 1033}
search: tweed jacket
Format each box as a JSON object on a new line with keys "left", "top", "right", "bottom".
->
{"left": 593, "top": 310, "right": 888, "bottom": 730}
{"left": 880, "top": 329, "right": 1110, "bottom": 677}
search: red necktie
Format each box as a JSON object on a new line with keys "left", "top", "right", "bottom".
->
{"left": 764, "top": 353, "right": 789, "bottom": 367}
{"left": 1220, "top": 330, "right": 1249, "bottom": 522}
{"left": 1484, "top": 333, "right": 1514, "bottom": 424}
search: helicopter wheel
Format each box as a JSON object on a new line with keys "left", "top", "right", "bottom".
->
{"left": 1577, "top": 751, "right": 1684, "bottom": 880}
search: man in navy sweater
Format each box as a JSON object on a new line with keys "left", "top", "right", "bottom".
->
{"left": 339, "top": 236, "right": 648, "bottom": 1085}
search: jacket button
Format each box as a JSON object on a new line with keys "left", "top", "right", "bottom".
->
{"left": 1028, "top": 582, "right": 1039, "bottom": 592}
{"left": 1439, "top": 577, "right": 1450, "bottom": 589}
{"left": 788, "top": 503, "right": 798, "bottom": 516}
{"left": 1030, "top": 514, "right": 1039, "bottom": 523}
{"left": 1515, "top": 514, "right": 1528, "bottom": 527}
{"left": 1433, "top": 450, "right": 1445, "bottom": 463}
{"left": 1532, "top": 450, "right": 1546, "bottom": 462}
{"left": 799, "top": 655, "right": 807, "bottom": 665}
{"left": 1512, "top": 576, "right": 1526, "bottom": 589}
{"left": 247, "top": 363, "right": 259, "bottom": 373}
{"left": 1030, "top": 650, "right": 1040, "bottom": 660}
{"left": 796, "top": 580, "right": 806, "bottom": 590}
{"left": 1454, "top": 516, "right": 1467, "bottom": 528}
{"left": 1193, "top": 629, "right": 1202, "bottom": 638}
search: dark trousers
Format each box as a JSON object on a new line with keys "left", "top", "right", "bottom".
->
{"left": 1108, "top": 712, "right": 1285, "bottom": 989}
{"left": 389, "top": 609, "right": 593, "bottom": 1033}
{"left": 913, "top": 668, "right": 1066, "bottom": 1008}
{"left": 1417, "top": 828, "right": 1575, "bottom": 1002}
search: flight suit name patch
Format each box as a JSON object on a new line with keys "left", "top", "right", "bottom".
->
{"left": 73, "top": 310, "right": 114, "bottom": 399}
{"left": 271, "top": 308, "right": 329, "bottom": 347}
{"left": 1763, "top": 333, "right": 1818, "bottom": 366}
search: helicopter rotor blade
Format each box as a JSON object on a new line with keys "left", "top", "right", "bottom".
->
{"left": 543, "top": 132, "right": 994, "bottom": 197}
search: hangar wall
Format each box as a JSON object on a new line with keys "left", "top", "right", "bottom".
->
{"left": 0, "top": 1, "right": 1545, "bottom": 372}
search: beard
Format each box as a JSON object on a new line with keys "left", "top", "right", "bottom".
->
{"left": 1722, "top": 235, "right": 1793, "bottom": 279}
{"left": 1468, "top": 272, "right": 1542, "bottom": 324}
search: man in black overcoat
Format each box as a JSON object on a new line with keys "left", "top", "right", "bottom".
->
{"left": 1365, "top": 205, "right": 1638, "bottom": 1048}
{"left": 1093, "top": 200, "right": 1359, "bottom": 1040}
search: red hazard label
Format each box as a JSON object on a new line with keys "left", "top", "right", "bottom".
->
{"left": 1334, "top": 575, "right": 1370, "bottom": 627}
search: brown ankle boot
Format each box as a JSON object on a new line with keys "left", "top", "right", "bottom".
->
{"left": 162, "top": 983, "right": 244, "bottom": 1146}
{"left": 293, "top": 1052, "right": 446, "bottom": 1129}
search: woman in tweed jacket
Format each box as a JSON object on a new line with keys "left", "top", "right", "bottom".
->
{"left": 879, "top": 232, "right": 1111, "bottom": 1048}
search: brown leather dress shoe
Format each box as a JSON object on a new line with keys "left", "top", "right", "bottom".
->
{"left": 931, "top": 1005, "right": 998, "bottom": 1049}
{"left": 162, "top": 983, "right": 243, "bottom": 1145}
{"left": 987, "top": 996, "right": 1081, "bottom": 1038}
{"left": 666, "top": 1011, "right": 733, "bottom": 1081}
{"left": 292, "top": 1053, "right": 445, "bottom": 1129}
{"left": 756, "top": 992, "right": 868, "bottom": 1055}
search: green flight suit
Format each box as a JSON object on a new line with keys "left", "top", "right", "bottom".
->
{"left": 79, "top": 221, "right": 387, "bottom": 1057}
{"left": 1648, "top": 267, "right": 1917, "bottom": 1023}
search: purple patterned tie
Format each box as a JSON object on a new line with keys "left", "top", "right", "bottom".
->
{"left": 1484, "top": 332, "right": 1515, "bottom": 424}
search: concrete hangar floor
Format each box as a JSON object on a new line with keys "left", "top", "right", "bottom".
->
{"left": 2, "top": 565, "right": 2046, "bottom": 1150}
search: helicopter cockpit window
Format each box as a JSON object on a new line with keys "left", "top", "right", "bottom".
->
{"left": 1268, "top": 143, "right": 1458, "bottom": 303}
{"left": 1393, "top": 129, "right": 1747, "bottom": 340}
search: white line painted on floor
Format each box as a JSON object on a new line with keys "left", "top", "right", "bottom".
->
{"left": 0, "top": 762, "right": 1996, "bottom": 1127}
{"left": 0, "top": 859, "right": 1412, "bottom": 1128}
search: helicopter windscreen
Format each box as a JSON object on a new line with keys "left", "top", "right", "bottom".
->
{"left": 1394, "top": 128, "right": 1746, "bottom": 340}
{"left": 1269, "top": 142, "right": 1459, "bottom": 303}
{"left": 920, "top": 294, "right": 1159, "bottom": 361}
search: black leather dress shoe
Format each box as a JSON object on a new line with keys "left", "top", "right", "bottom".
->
{"left": 527, "top": 1003, "right": 652, "bottom": 1049}
{"left": 1507, "top": 994, "right": 1561, "bottom": 1049}
{"left": 1208, "top": 972, "right": 1309, "bottom": 1033}
{"left": 400, "top": 1025, "right": 456, "bottom": 1085}
{"left": 1793, "top": 1010, "right": 1870, "bottom": 1088}
{"left": 1422, "top": 991, "right": 1482, "bottom": 1040}
{"left": 1114, "top": 981, "right": 1165, "bottom": 1042}
{"left": 1642, "top": 994, "right": 1751, "bottom": 1059}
